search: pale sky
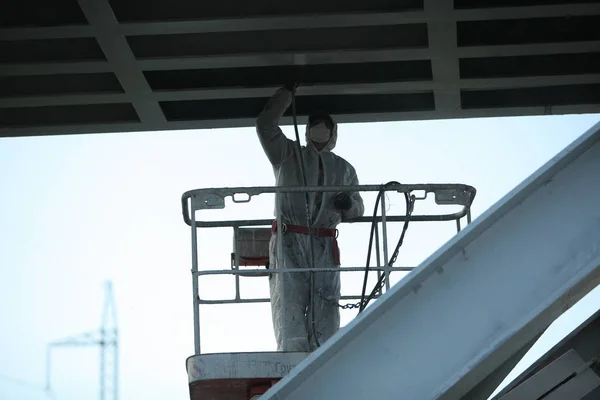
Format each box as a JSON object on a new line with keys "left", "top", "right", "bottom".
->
{"left": 1, "top": 113, "right": 599, "bottom": 399}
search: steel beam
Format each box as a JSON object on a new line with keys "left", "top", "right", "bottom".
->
{"left": 426, "top": 0, "right": 460, "bottom": 113}
{"left": 1, "top": 0, "right": 599, "bottom": 136}
{"left": 0, "top": 62, "right": 114, "bottom": 76}
{"left": 2, "top": 4, "right": 599, "bottom": 40}
{"left": 3, "top": 105, "right": 600, "bottom": 139}
{"left": 76, "top": 0, "right": 165, "bottom": 125}
{"left": 1, "top": 74, "right": 598, "bottom": 108}
{"left": 457, "top": 42, "right": 600, "bottom": 59}
{"left": 2, "top": 41, "right": 599, "bottom": 77}
{"left": 262, "top": 122, "right": 600, "bottom": 399}
{"left": 494, "top": 308, "right": 600, "bottom": 399}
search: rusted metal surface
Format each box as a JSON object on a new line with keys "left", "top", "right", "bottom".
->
{"left": 189, "top": 378, "right": 279, "bottom": 400}
{"left": 187, "top": 352, "right": 308, "bottom": 400}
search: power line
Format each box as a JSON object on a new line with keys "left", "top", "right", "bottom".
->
{"left": 46, "top": 281, "right": 118, "bottom": 400}
{"left": 0, "top": 373, "right": 43, "bottom": 390}
{"left": 0, "top": 373, "right": 56, "bottom": 399}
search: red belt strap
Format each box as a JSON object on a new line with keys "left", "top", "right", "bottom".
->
{"left": 271, "top": 220, "right": 340, "bottom": 265}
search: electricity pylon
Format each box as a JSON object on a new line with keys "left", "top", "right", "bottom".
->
{"left": 46, "top": 281, "right": 118, "bottom": 400}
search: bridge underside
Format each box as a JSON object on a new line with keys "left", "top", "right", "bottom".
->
{"left": 1, "top": 0, "right": 600, "bottom": 137}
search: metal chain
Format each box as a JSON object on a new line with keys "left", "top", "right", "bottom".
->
{"left": 319, "top": 194, "right": 416, "bottom": 310}
{"left": 317, "top": 289, "right": 363, "bottom": 309}
{"left": 316, "top": 267, "right": 387, "bottom": 310}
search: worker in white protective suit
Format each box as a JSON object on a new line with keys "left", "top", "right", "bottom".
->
{"left": 256, "top": 86, "right": 365, "bottom": 352}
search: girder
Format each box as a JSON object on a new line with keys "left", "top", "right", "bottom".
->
{"left": 1, "top": 0, "right": 600, "bottom": 137}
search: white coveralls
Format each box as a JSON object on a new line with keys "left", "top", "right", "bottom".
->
{"left": 256, "top": 88, "right": 365, "bottom": 352}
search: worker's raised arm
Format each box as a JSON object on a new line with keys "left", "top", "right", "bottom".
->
{"left": 256, "top": 88, "right": 295, "bottom": 167}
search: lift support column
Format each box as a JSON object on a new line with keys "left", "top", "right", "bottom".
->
{"left": 264, "top": 121, "right": 600, "bottom": 400}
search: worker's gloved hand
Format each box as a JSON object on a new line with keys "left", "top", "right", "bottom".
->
{"left": 283, "top": 82, "right": 299, "bottom": 93}
{"left": 333, "top": 192, "right": 352, "bottom": 211}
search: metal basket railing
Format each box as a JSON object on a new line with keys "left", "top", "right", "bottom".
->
{"left": 182, "top": 183, "right": 476, "bottom": 354}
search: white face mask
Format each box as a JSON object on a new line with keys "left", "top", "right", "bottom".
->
{"left": 309, "top": 123, "right": 331, "bottom": 143}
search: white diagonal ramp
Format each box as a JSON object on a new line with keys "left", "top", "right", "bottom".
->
{"left": 263, "top": 121, "right": 600, "bottom": 400}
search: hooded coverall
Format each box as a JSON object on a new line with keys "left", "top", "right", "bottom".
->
{"left": 256, "top": 88, "right": 365, "bottom": 352}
